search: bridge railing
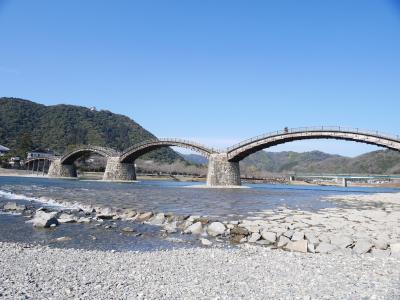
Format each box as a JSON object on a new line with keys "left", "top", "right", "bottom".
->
{"left": 123, "top": 138, "right": 220, "bottom": 154}
{"left": 61, "top": 145, "right": 121, "bottom": 160}
{"left": 226, "top": 126, "right": 400, "bottom": 152}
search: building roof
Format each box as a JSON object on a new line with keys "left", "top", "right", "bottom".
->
{"left": 0, "top": 145, "right": 10, "bottom": 151}
{"left": 28, "top": 148, "right": 54, "bottom": 154}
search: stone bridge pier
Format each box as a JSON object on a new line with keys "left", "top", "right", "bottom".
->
{"left": 48, "top": 159, "right": 77, "bottom": 178}
{"left": 206, "top": 153, "right": 241, "bottom": 187}
{"left": 103, "top": 157, "right": 136, "bottom": 181}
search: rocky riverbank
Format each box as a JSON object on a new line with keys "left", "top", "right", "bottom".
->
{"left": 1, "top": 190, "right": 400, "bottom": 257}
{"left": 1, "top": 241, "right": 399, "bottom": 299}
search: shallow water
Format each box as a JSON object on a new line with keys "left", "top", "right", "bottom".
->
{"left": 1, "top": 176, "right": 398, "bottom": 251}
{"left": 2, "top": 176, "right": 398, "bottom": 218}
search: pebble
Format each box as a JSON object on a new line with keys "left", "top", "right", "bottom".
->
{"left": 121, "top": 227, "right": 135, "bottom": 233}
{"left": 200, "top": 238, "right": 212, "bottom": 246}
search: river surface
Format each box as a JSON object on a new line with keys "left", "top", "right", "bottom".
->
{"left": 1, "top": 176, "right": 399, "bottom": 251}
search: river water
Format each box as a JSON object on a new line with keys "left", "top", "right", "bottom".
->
{"left": 1, "top": 176, "right": 399, "bottom": 251}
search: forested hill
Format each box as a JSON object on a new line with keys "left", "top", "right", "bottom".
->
{"left": 241, "top": 150, "right": 400, "bottom": 175}
{"left": 184, "top": 150, "right": 400, "bottom": 175}
{"left": 0, "top": 97, "right": 181, "bottom": 162}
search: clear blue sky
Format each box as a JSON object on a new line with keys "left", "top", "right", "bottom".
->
{"left": 1, "top": 0, "right": 399, "bottom": 156}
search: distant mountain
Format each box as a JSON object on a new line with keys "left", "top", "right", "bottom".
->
{"left": 180, "top": 153, "right": 208, "bottom": 165}
{"left": 241, "top": 149, "right": 400, "bottom": 175}
{"left": 179, "top": 149, "right": 400, "bottom": 175}
{"left": 0, "top": 97, "right": 181, "bottom": 162}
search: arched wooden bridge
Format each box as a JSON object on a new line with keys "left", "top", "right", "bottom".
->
{"left": 46, "top": 126, "right": 400, "bottom": 186}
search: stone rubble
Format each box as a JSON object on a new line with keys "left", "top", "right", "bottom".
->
{"left": 27, "top": 210, "right": 59, "bottom": 228}
{"left": 1, "top": 191, "right": 400, "bottom": 258}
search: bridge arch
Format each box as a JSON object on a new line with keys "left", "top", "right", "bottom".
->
{"left": 60, "top": 145, "right": 120, "bottom": 164}
{"left": 120, "top": 138, "right": 217, "bottom": 163}
{"left": 227, "top": 127, "right": 400, "bottom": 162}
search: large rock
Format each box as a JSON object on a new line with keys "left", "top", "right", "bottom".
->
{"left": 3, "top": 201, "right": 26, "bottom": 211}
{"left": 270, "top": 227, "right": 286, "bottom": 236}
{"left": 329, "top": 235, "right": 353, "bottom": 249}
{"left": 207, "top": 222, "right": 226, "bottom": 237}
{"left": 243, "top": 225, "right": 261, "bottom": 233}
{"left": 136, "top": 212, "right": 153, "bottom": 222}
{"left": 277, "top": 236, "right": 290, "bottom": 248}
{"left": 58, "top": 213, "right": 77, "bottom": 223}
{"left": 230, "top": 234, "right": 246, "bottom": 243}
{"left": 304, "top": 232, "right": 319, "bottom": 245}
{"left": 122, "top": 209, "right": 137, "bottom": 219}
{"left": 371, "top": 249, "right": 390, "bottom": 258}
{"left": 373, "top": 238, "right": 389, "bottom": 250}
{"left": 291, "top": 231, "right": 305, "bottom": 241}
{"left": 390, "top": 242, "right": 400, "bottom": 257}
{"left": 230, "top": 227, "right": 249, "bottom": 236}
{"left": 315, "top": 242, "right": 338, "bottom": 254}
{"left": 163, "top": 221, "right": 178, "bottom": 233}
{"left": 184, "top": 222, "right": 203, "bottom": 235}
{"left": 28, "top": 211, "right": 59, "bottom": 228}
{"left": 260, "top": 230, "right": 276, "bottom": 244}
{"left": 187, "top": 215, "right": 201, "bottom": 222}
{"left": 285, "top": 240, "right": 308, "bottom": 253}
{"left": 96, "top": 208, "right": 116, "bottom": 220}
{"left": 283, "top": 230, "right": 294, "bottom": 239}
{"left": 248, "top": 232, "right": 261, "bottom": 243}
{"left": 307, "top": 243, "right": 315, "bottom": 253}
{"left": 148, "top": 213, "right": 165, "bottom": 226}
{"left": 352, "top": 240, "right": 373, "bottom": 255}
{"left": 194, "top": 217, "right": 209, "bottom": 225}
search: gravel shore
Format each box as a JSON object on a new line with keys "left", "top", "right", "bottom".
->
{"left": 1, "top": 241, "right": 399, "bottom": 299}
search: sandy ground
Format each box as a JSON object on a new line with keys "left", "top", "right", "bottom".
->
{"left": 0, "top": 168, "right": 46, "bottom": 178}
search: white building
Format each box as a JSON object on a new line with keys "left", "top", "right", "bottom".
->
{"left": 9, "top": 156, "right": 21, "bottom": 167}
{"left": 0, "top": 145, "right": 10, "bottom": 156}
{"left": 27, "top": 149, "right": 55, "bottom": 159}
